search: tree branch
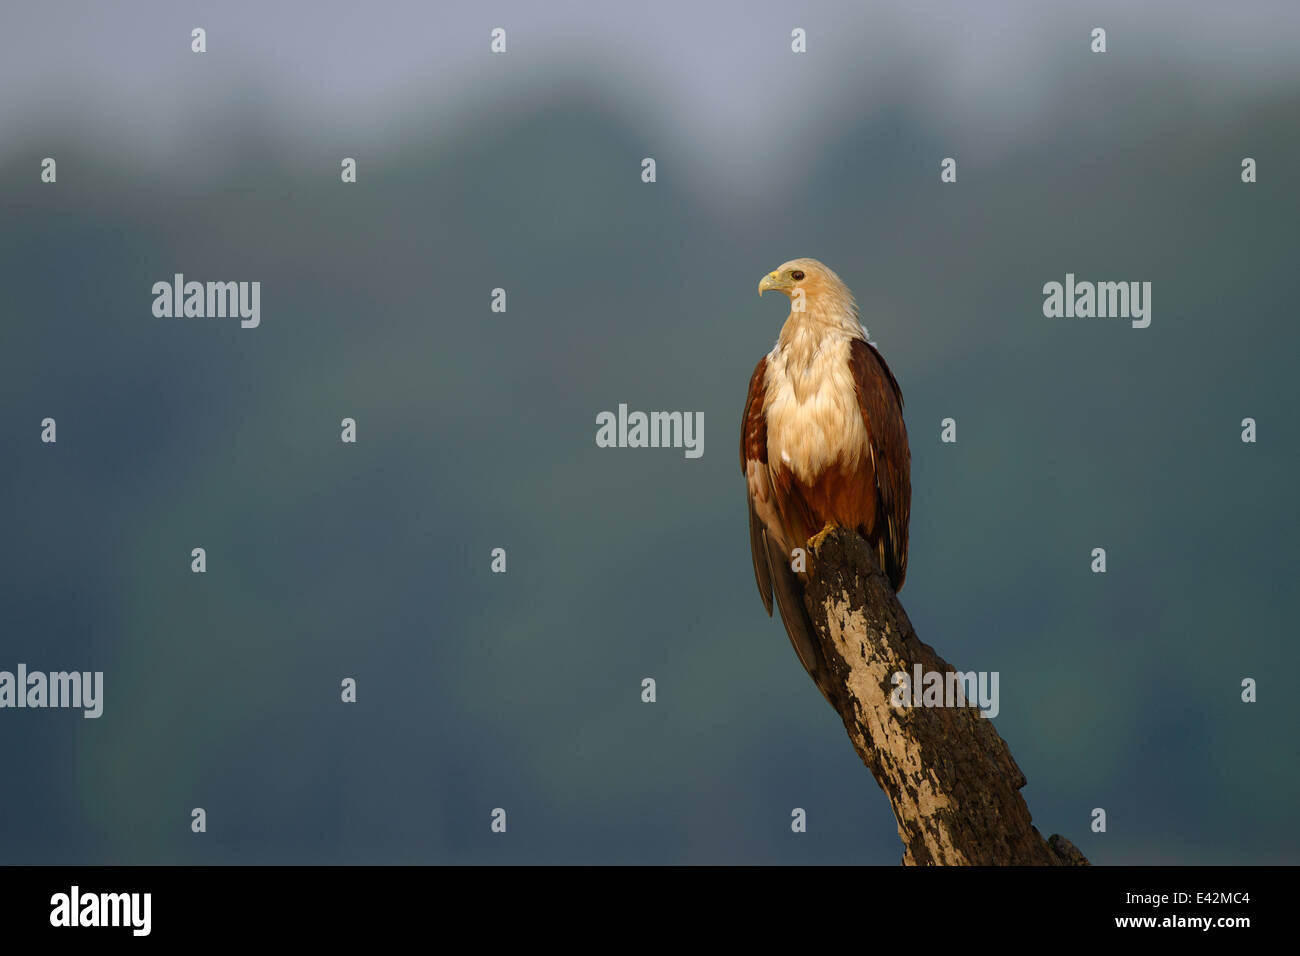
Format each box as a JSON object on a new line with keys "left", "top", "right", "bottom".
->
{"left": 803, "top": 528, "right": 1088, "bottom": 866}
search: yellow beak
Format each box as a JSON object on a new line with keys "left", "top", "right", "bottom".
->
{"left": 758, "top": 271, "right": 785, "bottom": 296}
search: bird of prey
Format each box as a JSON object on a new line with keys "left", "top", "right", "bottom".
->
{"left": 741, "top": 258, "right": 911, "bottom": 702}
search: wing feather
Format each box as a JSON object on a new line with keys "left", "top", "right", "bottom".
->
{"left": 741, "top": 357, "right": 774, "bottom": 613}
{"left": 746, "top": 498, "right": 774, "bottom": 616}
{"left": 848, "top": 338, "right": 911, "bottom": 590}
{"left": 764, "top": 529, "right": 833, "bottom": 703}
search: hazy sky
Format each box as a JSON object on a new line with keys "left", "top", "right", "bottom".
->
{"left": 5, "top": 0, "right": 1298, "bottom": 190}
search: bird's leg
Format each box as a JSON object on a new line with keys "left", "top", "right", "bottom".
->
{"left": 806, "top": 521, "right": 839, "bottom": 555}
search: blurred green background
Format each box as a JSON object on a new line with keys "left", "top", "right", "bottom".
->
{"left": 1, "top": 1, "right": 1296, "bottom": 864}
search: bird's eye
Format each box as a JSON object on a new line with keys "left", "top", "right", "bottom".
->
{"left": 791, "top": 270, "right": 805, "bottom": 280}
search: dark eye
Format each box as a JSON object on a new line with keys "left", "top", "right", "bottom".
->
{"left": 791, "top": 270, "right": 805, "bottom": 280}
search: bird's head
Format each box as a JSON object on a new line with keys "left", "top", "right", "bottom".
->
{"left": 758, "top": 257, "right": 846, "bottom": 301}
{"left": 758, "top": 258, "right": 858, "bottom": 331}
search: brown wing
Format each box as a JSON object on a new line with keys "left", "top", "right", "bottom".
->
{"left": 741, "top": 356, "right": 833, "bottom": 702}
{"left": 849, "top": 338, "right": 911, "bottom": 591}
{"left": 741, "top": 357, "right": 773, "bottom": 614}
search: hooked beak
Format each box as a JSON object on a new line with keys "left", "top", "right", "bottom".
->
{"left": 758, "top": 271, "right": 788, "bottom": 297}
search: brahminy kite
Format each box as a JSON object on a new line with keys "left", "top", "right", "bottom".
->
{"left": 741, "top": 258, "right": 911, "bottom": 702}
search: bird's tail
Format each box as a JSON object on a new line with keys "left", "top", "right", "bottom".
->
{"left": 763, "top": 533, "right": 837, "bottom": 707}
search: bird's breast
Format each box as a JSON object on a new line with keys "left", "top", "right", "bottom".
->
{"left": 764, "top": 335, "right": 869, "bottom": 486}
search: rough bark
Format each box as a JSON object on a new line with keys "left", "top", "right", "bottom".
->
{"left": 803, "top": 528, "right": 1088, "bottom": 866}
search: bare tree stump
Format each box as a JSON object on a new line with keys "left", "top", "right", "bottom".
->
{"left": 803, "top": 528, "right": 1088, "bottom": 866}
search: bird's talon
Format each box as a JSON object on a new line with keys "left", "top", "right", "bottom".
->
{"left": 807, "top": 522, "right": 838, "bottom": 554}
